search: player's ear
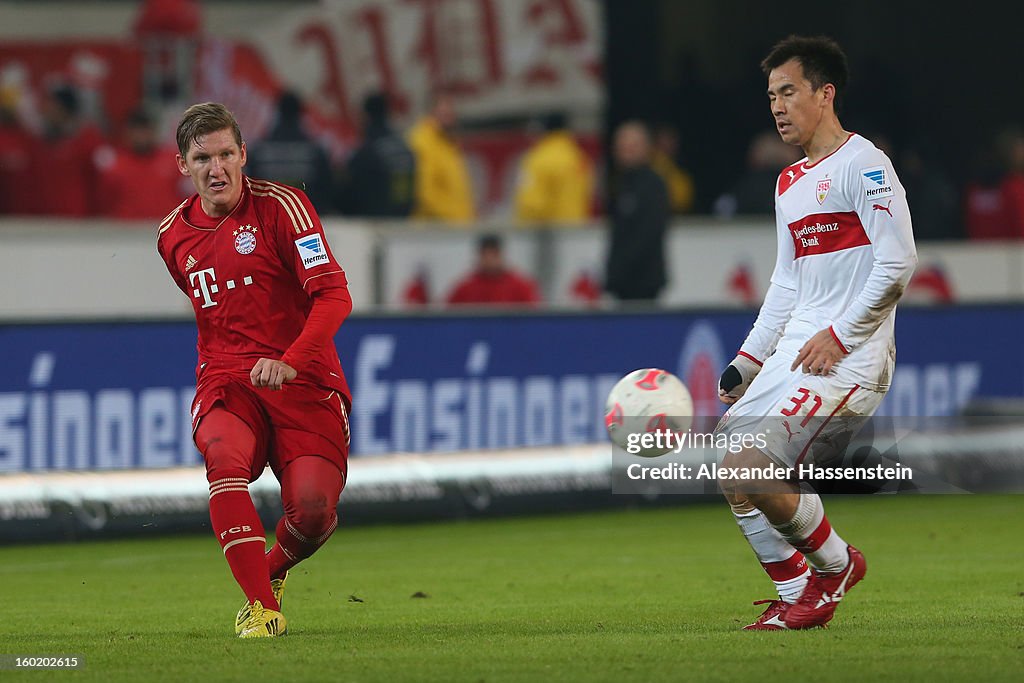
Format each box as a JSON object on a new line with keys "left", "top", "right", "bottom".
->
{"left": 821, "top": 83, "right": 836, "bottom": 108}
{"left": 239, "top": 141, "right": 247, "bottom": 168}
{"left": 176, "top": 153, "right": 190, "bottom": 177}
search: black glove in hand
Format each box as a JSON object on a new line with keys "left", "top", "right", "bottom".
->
{"left": 718, "top": 354, "right": 762, "bottom": 404}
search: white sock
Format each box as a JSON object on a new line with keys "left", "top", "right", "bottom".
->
{"left": 771, "top": 493, "right": 849, "bottom": 574}
{"left": 733, "top": 508, "right": 810, "bottom": 603}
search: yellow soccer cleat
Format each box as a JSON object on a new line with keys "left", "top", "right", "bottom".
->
{"left": 237, "top": 600, "right": 287, "bottom": 638}
{"left": 235, "top": 572, "right": 288, "bottom": 635}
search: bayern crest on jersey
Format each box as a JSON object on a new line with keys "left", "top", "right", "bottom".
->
{"left": 234, "top": 225, "right": 258, "bottom": 254}
{"left": 816, "top": 178, "right": 831, "bottom": 205}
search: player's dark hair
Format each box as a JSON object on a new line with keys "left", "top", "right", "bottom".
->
{"left": 176, "top": 102, "right": 243, "bottom": 157}
{"left": 276, "top": 91, "right": 303, "bottom": 123}
{"left": 363, "top": 92, "right": 389, "bottom": 124}
{"left": 478, "top": 233, "right": 503, "bottom": 252}
{"left": 50, "top": 84, "right": 80, "bottom": 116}
{"left": 542, "top": 111, "right": 568, "bottom": 132}
{"left": 761, "top": 35, "right": 848, "bottom": 112}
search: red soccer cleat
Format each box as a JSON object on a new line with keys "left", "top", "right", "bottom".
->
{"left": 785, "top": 545, "right": 867, "bottom": 629}
{"left": 742, "top": 599, "right": 790, "bottom": 630}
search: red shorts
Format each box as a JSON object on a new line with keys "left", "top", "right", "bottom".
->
{"left": 192, "top": 372, "right": 350, "bottom": 482}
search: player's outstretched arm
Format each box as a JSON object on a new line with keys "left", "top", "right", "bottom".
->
{"left": 278, "top": 286, "right": 353, "bottom": 371}
{"left": 738, "top": 278, "right": 796, "bottom": 362}
{"left": 252, "top": 183, "right": 354, "bottom": 391}
{"left": 829, "top": 151, "right": 917, "bottom": 354}
{"left": 721, "top": 205, "right": 798, "bottom": 401}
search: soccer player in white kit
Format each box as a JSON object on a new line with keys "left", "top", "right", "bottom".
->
{"left": 716, "top": 36, "right": 917, "bottom": 630}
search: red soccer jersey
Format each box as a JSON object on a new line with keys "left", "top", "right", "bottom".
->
{"left": 96, "top": 144, "right": 185, "bottom": 219}
{"left": 0, "top": 124, "right": 35, "bottom": 215}
{"left": 28, "top": 125, "right": 105, "bottom": 216}
{"left": 446, "top": 269, "right": 540, "bottom": 306}
{"left": 157, "top": 177, "right": 351, "bottom": 404}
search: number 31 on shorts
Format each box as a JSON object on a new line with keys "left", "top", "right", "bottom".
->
{"left": 780, "top": 387, "right": 822, "bottom": 428}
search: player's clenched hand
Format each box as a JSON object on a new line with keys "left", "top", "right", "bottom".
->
{"left": 250, "top": 358, "right": 297, "bottom": 391}
{"left": 791, "top": 328, "right": 846, "bottom": 376}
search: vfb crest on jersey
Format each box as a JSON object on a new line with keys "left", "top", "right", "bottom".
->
{"left": 816, "top": 178, "right": 831, "bottom": 205}
{"left": 234, "top": 225, "right": 258, "bottom": 255}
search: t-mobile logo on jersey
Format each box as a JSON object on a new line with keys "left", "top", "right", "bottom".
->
{"left": 188, "top": 267, "right": 255, "bottom": 308}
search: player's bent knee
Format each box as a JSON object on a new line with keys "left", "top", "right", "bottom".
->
{"left": 718, "top": 446, "right": 794, "bottom": 501}
{"left": 726, "top": 493, "right": 755, "bottom": 514}
{"left": 287, "top": 493, "right": 337, "bottom": 538}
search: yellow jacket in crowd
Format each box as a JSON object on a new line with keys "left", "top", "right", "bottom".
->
{"left": 407, "top": 116, "right": 475, "bottom": 223}
{"left": 651, "top": 149, "right": 695, "bottom": 214}
{"left": 514, "top": 131, "right": 592, "bottom": 224}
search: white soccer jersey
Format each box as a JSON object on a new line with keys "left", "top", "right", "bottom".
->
{"left": 738, "top": 133, "right": 917, "bottom": 392}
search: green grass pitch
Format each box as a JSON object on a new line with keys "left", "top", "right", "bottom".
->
{"left": 2, "top": 495, "right": 1021, "bottom": 682}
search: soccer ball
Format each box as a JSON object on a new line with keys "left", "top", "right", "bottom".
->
{"left": 604, "top": 368, "right": 694, "bottom": 457}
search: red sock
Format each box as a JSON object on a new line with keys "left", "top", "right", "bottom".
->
{"left": 197, "top": 407, "right": 279, "bottom": 610}
{"left": 772, "top": 493, "right": 849, "bottom": 574}
{"left": 267, "top": 514, "right": 338, "bottom": 580}
{"left": 266, "top": 455, "right": 344, "bottom": 580}
{"left": 209, "top": 480, "right": 279, "bottom": 610}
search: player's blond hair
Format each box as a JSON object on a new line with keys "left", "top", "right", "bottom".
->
{"left": 175, "top": 102, "right": 244, "bottom": 157}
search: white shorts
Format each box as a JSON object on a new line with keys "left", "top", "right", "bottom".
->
{"left": 717, "top": 350, "right": 886, "bottom": 469}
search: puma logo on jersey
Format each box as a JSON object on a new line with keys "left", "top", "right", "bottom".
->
{"left": 783, "top": 420, "right": 799, "bottom": 443}
{"left": 872, "top": 200, "right": 893, "bottom": 217}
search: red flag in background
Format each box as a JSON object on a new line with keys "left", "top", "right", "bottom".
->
{"left": 402, "top": 268, "right": 430, "bottom": 307}
{"left": 727, "top": 263, "right": 758, "bottom": 305}
{"left": 569, "top": 270, "right": 602, "bottom": 306}
{"left": 906, "top": 264, "right": 954, "bottom": 304}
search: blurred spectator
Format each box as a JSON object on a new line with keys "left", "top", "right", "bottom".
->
{"left": 663, "top": 50, "right": 742, "bottom": 212}
{"left": 28, "top": 84, "right": 105, "bottom": 216}
{"left": 408, "top": 91, "right": 475, "bottom": 223}
{"left": 605, "top": 121, "right": 669, "bottom": 301}
{"left": 133, "top": 0, "right": 201, "bottom": 36}
{"left": 900, "top": 143, "right": 961, "bottom": 241}
{"left": 514, "top": 111, "right": 592, "bottom": 224}
{"left": 336, "top": 92, "right": 415, "bottom": 217}
{"left": 94, "top": 108, "right": 184, "bottom": 219}
{"left": 0, "top": 86, "right": 35, "bottom": 215}
{"left": 134, "top": 0, "right": 201, "bottom": 103}
{"left": 714, "top": 131, "right": 801, "bottom": 217}
{"left": 447, "top": 234, "right": 540, "bottom": 306}
{"left": 1000, "top": 127, "right": 1024, "bottom": 236}
{"left": 650, "top": 123, "right": 694, "bottom": 214}
{"left": 964, "top": 144, "right": 1013, "bottom": 240}
{"left": 247, "top": 91, "right": 334, "bottom": 213}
